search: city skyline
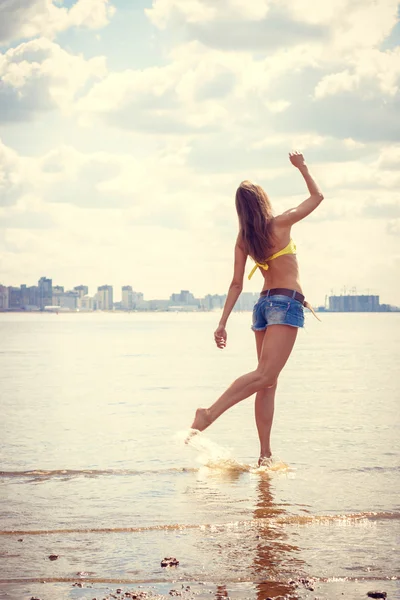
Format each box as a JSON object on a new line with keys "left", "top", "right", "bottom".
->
{"left": 1, "top": 275, "right": 397, "bottom": 302}
{"left": 1, "top": 276, "right": 399, "bottom": 313}
{"left": 0, "top": 276, "right": 236, "bottom": 311}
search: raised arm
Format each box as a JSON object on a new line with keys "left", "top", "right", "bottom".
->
{"left": 275, "top": 152, "right": 324, "bottom": 227}
{"left": 214, "top": 236, "right": 247, "bottom": 349}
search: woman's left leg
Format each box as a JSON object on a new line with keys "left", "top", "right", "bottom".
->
{"left": 191, "top": 324, "right": 297, "bottom": 431}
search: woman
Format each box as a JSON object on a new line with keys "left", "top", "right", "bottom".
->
{"left": 190, "top": 151, "right": 324, "bottom": 466}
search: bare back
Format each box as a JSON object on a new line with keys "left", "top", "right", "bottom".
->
{"left": 255, "top": 219, "right": 302, "bottom": 293}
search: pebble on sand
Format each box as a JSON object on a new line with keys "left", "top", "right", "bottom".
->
{"left": 161, "top": 557, "right": 179, "bottom": 567}
{"left": 288, "top": 577, "right": 315, "bottom": 591}
{"left": 48, "top": 554, "right": 59, "bottom": 561}
{"left": 367, "top": 593, "right": 387, "bottom": 599}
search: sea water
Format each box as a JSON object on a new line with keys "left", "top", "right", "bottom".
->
{"left": 0, "top": 311, "right": 399, "bottom": 599}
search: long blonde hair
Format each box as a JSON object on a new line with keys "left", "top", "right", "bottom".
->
{"left": 235, "top": 181, "right": 275, "bottom": 262}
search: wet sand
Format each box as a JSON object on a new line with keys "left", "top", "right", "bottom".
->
{"left": 2, "top": 577, "right": 398, "bottom": 600}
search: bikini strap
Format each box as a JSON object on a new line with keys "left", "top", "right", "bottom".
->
{"left": 248, "top": 262, "right": 268, "bottom": 280}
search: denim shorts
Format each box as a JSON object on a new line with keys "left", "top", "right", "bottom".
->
{"left": 251, "top": 293, "right": 305, "bottom": 331}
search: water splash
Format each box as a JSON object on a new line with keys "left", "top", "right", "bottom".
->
{"left": 250, "top": 459, "right": 290, "bottom": 475}
{"left": 179, "top": 430, "right": 290, "bottom": 475}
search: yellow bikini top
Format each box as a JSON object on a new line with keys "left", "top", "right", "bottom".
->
{"left": 248, "top": 239, "right": 296, "bottom": 280}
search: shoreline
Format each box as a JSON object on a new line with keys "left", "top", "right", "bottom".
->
{"left": 1, "top": 577, "right": 397, "bottom": 600}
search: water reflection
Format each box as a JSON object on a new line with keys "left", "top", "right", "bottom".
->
{"left": 188, "top": 466, "right": 307, "bottom": 598}
{"left": 252, "top": 474, "right": 304, "bottom": 599}
{"left": 215, "top": 584, "right": 229, "bottom": 599}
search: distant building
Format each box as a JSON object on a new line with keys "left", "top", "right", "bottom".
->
{"left": 80, "top": 295, "right": 94, "bottom": 311}
{"left": 202, "top": 294, "right": 226, "bottom": 310}
{"left": 8, "top": 286, "right": 21, "bottom": 309}
{"left": 121, "top": 285, "right": 134, "bottom": 310}
{"left": 329, "top": 294, "right": 380, "bottom": 312}
{"left": 235, "top": 292, "right": 258, "bottom": 311}
{"left": 74, "top": 286, "right": 90, "bottom": 309}
{"left": 74, "top": 285, "right": 89, "bottom": 298}
{"left": 170, "top": 289, "right": 199, "bottom": 307}
{"left": 20, "top": 285, "right": 30, "bottom": 308}
{"left": 147, "top": 299, "right": 170, "bottom": 311}
{"left": 96, "top": 285, "right": 113, "bottom": 310}
{"left": 379, "top": 304, "right": 394, "bottom": 312}
{"left": 27, "top": 286, "right": 39, "bottom": 309}
{"left": 52, "top": 289, "right": 79, "bottom": 310}
{"left": 52, "top": 288, "right": 62, "bottom": 305}
{"left": 38, "top": 277, "right": 52, "bottom": 310}
{"left": 0, "top": 285, "right": 9, "bottom": 310}
{"left": 133, "top": 292, "right": 145, "bottom": 309}
{"left": 20, "top": 284, "right": 40, "bottom": 310}
{"left": 121, "top": 286, "right": 145, "bottom": 310}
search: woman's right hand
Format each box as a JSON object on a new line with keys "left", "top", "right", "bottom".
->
{"left": 214, "top": 325, "right": 227, "bottom": 349}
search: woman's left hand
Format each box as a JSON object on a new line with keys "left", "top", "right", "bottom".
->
{"left": 214, "top": 325, "right": 227, "bottom": 349}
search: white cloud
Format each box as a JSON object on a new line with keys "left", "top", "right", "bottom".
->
{"left": 264, "top": 100, "right": 291, "bottom": 113}
{"left": 147, "top": 0, "right": 398, "bottom": 54}
{"left": 2, "top": 2, "right": 396, "bottom": 145}
{"left": 315, "top": 48, "right": 400, "bottom": 99}
{"left": 329, "top": 0, "right": 398, "bottom": 51}
{"left": 317, "top": 159, "right": 400, "bottom": 191}
{"left": 76, "top": 42, "right": 238, "bottom": 132}
{"left": 146, "top": 0, "right": 214, "bottom": 27}
{"left": 0, "top": 137, "right": 213, "bottom": 217}
{"left": 315, "top": 70, "right": 358, "bottom": 98}
{"left": 387, "top": 219, "right": 400, "bottom": 236}
{"left": 0, "top": 194, "right": 54, "bottom": 229}
{"left": 146, "top": 0, "right": 271, "bottom": 28}
{"left": 76, "top": 40, "right": 322, "bottom": 134}
{"left": 0, "top": 38, "right": 107, "bottom": 120}
{"left": 278, "top": 0, "right": 398, "bottom": 49}
{"left": 141, "top": 0, "right": 400, "bottom": 147}
{"left": 377, "top": 145, "right": 400, "bottom": 170}
{"left": 0, "top": 0, "right": 115, "bottom": 44}
{"left": 149, "top": 5, "right": 325, "bottom": 52}
{"left": 362, "top": 198, "right": 400, "bottom": 219}
{"left": 0, "top": 139, "right": 27, "bottom": 206}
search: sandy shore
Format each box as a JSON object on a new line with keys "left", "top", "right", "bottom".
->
{"left": 1, "top": 577, "right": 397, "bottom": 600}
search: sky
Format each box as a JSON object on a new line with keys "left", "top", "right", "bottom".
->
{"left": 0, "top": 0, "right": 400, "bottom": 305}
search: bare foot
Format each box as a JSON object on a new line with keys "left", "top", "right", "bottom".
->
{"left": 258, "top": 455, "right": 273, "bottom": 468}
{"left": 191, "top": 408, "right": 212, "bottom": 432}
{"left": 185, "top": 408, "right": 213, "bottom": 445}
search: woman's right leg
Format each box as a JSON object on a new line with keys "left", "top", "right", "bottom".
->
{"left": 255, "top": 384, "right": 277, "bottom": 462}
{"left": 254, "top": 329, "right": 277, "bottom": 463}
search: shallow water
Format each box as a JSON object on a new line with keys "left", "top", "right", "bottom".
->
{"left": 0, "top": 312, "right": 399, "bottom": 600}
